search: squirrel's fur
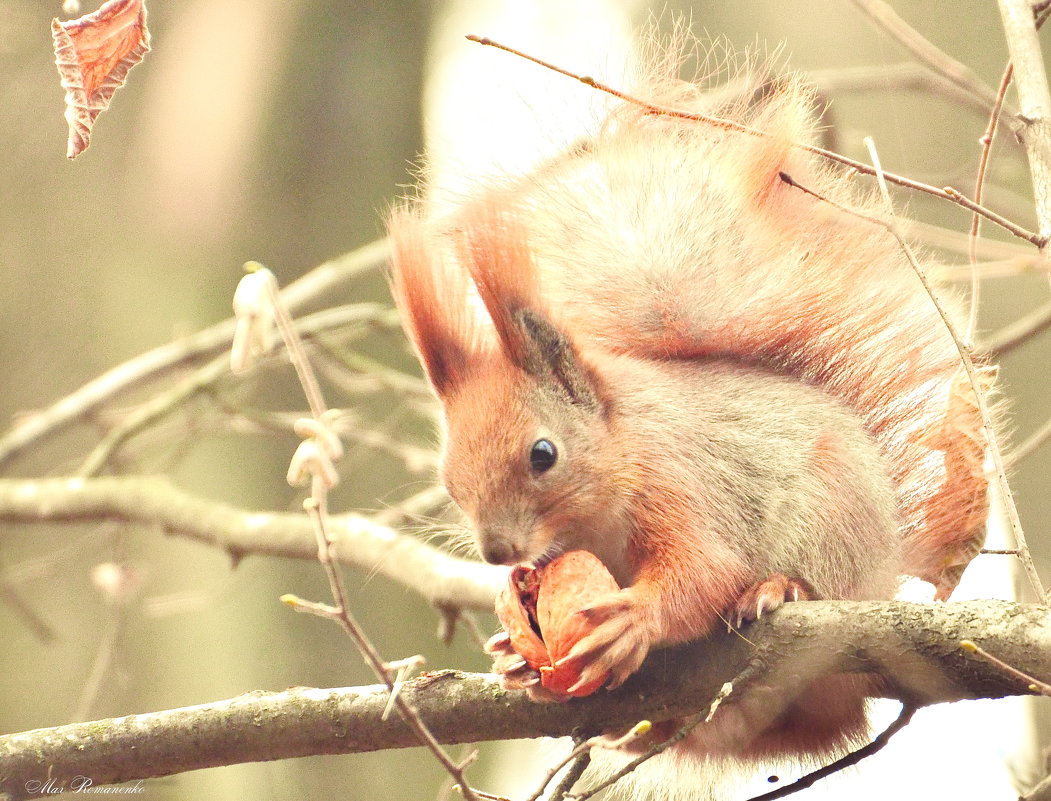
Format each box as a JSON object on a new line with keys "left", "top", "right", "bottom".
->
{"left": 389, "top": 38, "right": 990, "bottom": 796}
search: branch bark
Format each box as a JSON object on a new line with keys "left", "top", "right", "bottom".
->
{"left": 0, "top": 600, "right": 1042, "bottom": 798}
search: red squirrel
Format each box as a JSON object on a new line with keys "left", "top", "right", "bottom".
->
{"left": 388, "top": 40, "right": 990, "bottom": 775}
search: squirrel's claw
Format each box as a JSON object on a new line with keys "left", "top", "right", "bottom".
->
{"left": 485, "top": 628, "right": 567, "bottom": 702}
{"left": 731, "top": 574, "right": 816, "bottom": 628}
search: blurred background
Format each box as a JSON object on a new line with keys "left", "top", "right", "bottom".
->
{"left": 0, "top": 0, "right": 1048, "bottom": 798}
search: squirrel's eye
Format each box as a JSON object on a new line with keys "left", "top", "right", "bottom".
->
{"left": 529, "top": 439, "right": 558, "bottom": 473}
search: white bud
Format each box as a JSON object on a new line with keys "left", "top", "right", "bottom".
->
{"left": 292, "top": 416, "right": 344, "bottom": 461}
{"left": 287, "top": 438, "right": 340, "bottom": 490}
{"left": 230, "top": 264, "right": 277, "bottom": 373}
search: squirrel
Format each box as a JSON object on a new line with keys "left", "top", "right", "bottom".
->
{"left": 388, "top": 37, "right": 991, "bottom": 790}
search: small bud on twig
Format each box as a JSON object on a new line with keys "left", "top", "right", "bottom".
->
{"left": 230, "top": 263, "right": 277, "bottom": 373}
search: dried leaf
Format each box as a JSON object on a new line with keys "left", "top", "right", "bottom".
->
{"left": 920, "top": 366, "right": 996, "bottom": 600}
{"left": 495, "top": 550, "right": 620, "bottom": 697}
{"left": 52, "top": 0, "right": 150, "bottom": 159}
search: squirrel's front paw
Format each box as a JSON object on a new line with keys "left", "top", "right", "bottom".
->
{"left": 559, "top": 588, "right": 657, "bottom": 692}
{"left": 730, "top": 574, "right": 817, "bottom": 629}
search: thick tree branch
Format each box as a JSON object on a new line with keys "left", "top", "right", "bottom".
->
{"left": 0, "top": 476, "right": 503, "bottom": 612}
{"left": 998, "top": 0, "right": 1051, "bottom": 246}
{"left": 0, "top": 601, "right": 1042, "bottom": 797}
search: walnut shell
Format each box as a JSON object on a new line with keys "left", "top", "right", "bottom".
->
{"left": 494, "top": 550, "right": 620, "bottom": 697}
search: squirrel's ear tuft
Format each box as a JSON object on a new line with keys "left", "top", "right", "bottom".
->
{"left": 459, "top": 201, "right": 603, "bottom": 411}
{"left": 388, "top": 207, "right": 479, "bottom": 397}
{"left": 456, "top": 200, "right": 541, "bottom": 371}
{"left": 733, "top": 78, "right": 814, "bottom": 205}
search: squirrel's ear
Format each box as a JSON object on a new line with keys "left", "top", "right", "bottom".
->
{"left": 388, "top": 208, "right": 479, "bottom": 397}
{"left": 459, "top": 202, "right": 603, "bottom": 411}
{"left": 515, "top": 308, "right": 603, "bottom": 411}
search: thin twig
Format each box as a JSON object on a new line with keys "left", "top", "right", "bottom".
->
{"left": 263, "top": 277, "right": 327, "bottom": 420}
{"left": 262, "top": 276, "right": 483, "bottom": 801}
{"left": 77, "top": 354, "right": 230, "bottom": 477}
{"left": 569, "top": 677, "right": 743, "bottom": 801}
{"left": 1007, "top": 412, "right": 1051, "bottom": 468}
{"left": 74, "top": 304, "right": 394, "bottom": 477}
{"left": 0, "top": 576, "right": 56, "bottom": 642}
{"left": 548, "top": 748, "right": 592, "bottom": 801}
{"left": 743, "top": 704, "right": 918, "bottom": 801}
{"left": 863, "top": 138, "right": 1047, "bottom": 604}
{"left": 848, "top": 0, "right": 1002, "bottom": 111}
{"left": 525, "top": 736, "right": 594, "bottom": 801}
{"left": 465, "top": 35, "right": 1045, "bottom": 247}
{"left": 967, "top": 60, "right": 1014, "bottom": 341}
{"left": 961, "top": 639, "right": 1051, "bottom": 696}
{"left": 985, "top": 297, "right": 1051, "bottom": 356}
{"left": 74, "top": 602, "right": 128, "bottom": 722}
{"left": 906, "top": 218, "right": 1043, "bottom": 261}
{"left": 807, "top": 62, "right": 1012, "bottom": 119}
{"left": 0, "top": 240, "right": 389, "bottom": 471}
{"left": 968, "top": 6, "right": 1051, "bottom": 339}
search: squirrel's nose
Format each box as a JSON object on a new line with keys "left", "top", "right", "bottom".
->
{"left": 478, "top": 534, "right": 524, "bottom": 565}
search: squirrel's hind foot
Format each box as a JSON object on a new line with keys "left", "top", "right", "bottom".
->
{"left": 730, "top": 574, "right": 817, "bottom": 629}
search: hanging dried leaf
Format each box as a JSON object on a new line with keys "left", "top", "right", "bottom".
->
{"left": 52, "top": 0, "right": 150, "bottom": 159}
{"left": 918, "top": 366, "right": 997, "bottom": 600}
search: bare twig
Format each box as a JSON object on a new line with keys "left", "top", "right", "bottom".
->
{"left": 967, "top": 59, "right": 1014, "bottom": 341}
{"left": 906, "top": 219, "right": 1044, "bottom": 261}
{"left": 985, "top": 297, "right": 1051, "bottom": 356}
{"left": 961, "top": 639, "right": 1051, "bottom": 696}
{"left": 863, "top": 138, "right": 1046, "bottom": 604}
{"left": 0, "top": 238, "right": 389, "bottom": 470}
{"left": 548, "top": 747, "right": 592, "bottom": 801}
{"left": 258, "top": 271, "right": 482, "bottom": 801}
{"left": 0, "top": 576, "right": 56, "bottom": 642}
{"left": 967, "top": 6, "right": 1051, "bottom": 338}
{"left": 465, "top": 35, "right": 1045, "bottom": 247}
{"left": 74, "top": 603, "right": 129, "bottom": 722}
{"left": 73, "top": 302, "right": 400, "bottom": 477}
{"left": 1007, "top": 412, "right": 1051, "bottom": 467}
{"left": 807, "top": 62, "right": 1011, "bottom": 119}
{"left": 848, "top": 0, "right": 1002, "bottom": 111}
{"left": 743, "top": 703, "right": 918, "bottom": 801}
{"left": 78, "top": 353, "right": 230, "bottom": 477}
{"left": 525, "top": 736, "right": 594, "bottom": 801}
{"left": 569, "top": 678, "right": 742, "bottom": 801}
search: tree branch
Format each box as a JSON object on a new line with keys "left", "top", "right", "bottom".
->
{"left": 0, "top": 476, "right": 503, "bottom": 612}
{"left": 0, "top": 600, "right": 1041, "bottom": 797}
{"left": 849, "top": 0, "right": 1006, "bottom": 113}
{"left": 0, "top": 239, "right": 390, "bottom": 470}
{"left": 998, "top": 0, "right": 1051, "bottom": 246}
